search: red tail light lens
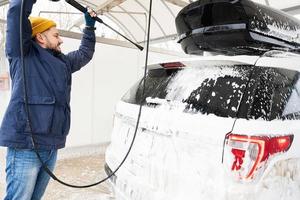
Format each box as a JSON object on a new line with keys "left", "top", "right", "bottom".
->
{"left": 224, "top": 133, "right": 293, "bottom": 181}
{"left": 160, "top": 62, "right": 185, "bottom": 69}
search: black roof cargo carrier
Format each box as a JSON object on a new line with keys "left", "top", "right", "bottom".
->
{"left": 175, "top": 0, "right": 300, "bottom": 55}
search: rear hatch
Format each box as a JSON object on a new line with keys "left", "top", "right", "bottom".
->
{"left": 106, "top": 59, "right": 300, "bottom": 199}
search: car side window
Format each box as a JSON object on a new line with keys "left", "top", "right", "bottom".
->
{"left": 122, "top": 68, "right": 178, "bottom": 104}
{"left": 248, "top": 68, "right": 295, "bottom": 120}
{"left": 282, "top": 76, "right": 300, "bottom": 118}
{"left": 183, "top": 66, "right": 299, "bottom": 121}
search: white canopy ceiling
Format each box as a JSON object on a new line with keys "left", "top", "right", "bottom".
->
{"left": 72, "top": 0, "right": 300, "bottom": 44}
{"left": 0, "top": 0, "right": 300, "bottom": 51}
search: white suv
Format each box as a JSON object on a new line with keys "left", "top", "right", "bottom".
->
{"left": 105, "top": 0, "right": 300, "bottom": 199}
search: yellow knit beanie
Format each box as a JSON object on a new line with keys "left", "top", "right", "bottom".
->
{"left": 29, "top": 16, "right": 57, "bottom": 37}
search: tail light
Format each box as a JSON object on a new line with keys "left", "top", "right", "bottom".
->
{"left": 160, "top": 62, "right": 185, "bottom": 69}
{"left": 224, "top": 133, "right": 293, "bottom": 181}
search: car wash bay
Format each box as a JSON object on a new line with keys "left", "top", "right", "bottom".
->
{"left": 0, "top": 0, "right": 300, "bottom": 199}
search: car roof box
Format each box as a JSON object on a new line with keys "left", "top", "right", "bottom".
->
{"left": 175, "top": 0, "right": 300, "bottom": 55}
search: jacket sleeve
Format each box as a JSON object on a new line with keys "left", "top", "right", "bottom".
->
{"left": 5, "top": 0, "right": 36, "bottom": 58}
{"left": 65, "top": 28, "right": 96, "bottom": 73}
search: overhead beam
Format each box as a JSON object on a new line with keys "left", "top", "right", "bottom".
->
{"left": 76, "top": 0, "right": 98, "bottom": 8}
{"left": 135, "top": 0, "right": 167, "bottom": 36}
{"left": 97, "top": 0, "right": 127, "bottom": 13}
{"left": 0, "top": 0, "right": 9, "bottom": 7}
{"left": 59, "top": 29, "right": 188, "bottom": 57}
{"left": 282, "top": 5, "right": 300, "bottom": 15}
{"left": 0, "top": 18, "right": 5, "bottom": 24}
{"left": 264, "top": 0, "right": 270, "bottom": 6}
{"left": 0, "top": 17, "right": 185, "bottom": 56}
{"left": 164, "top": 0, "right": 188, "bottom": 7}
{"left": 139, "top": 34, "right": 178, "bottom": 44}
{"left": 105, "top": 12, "right": 138, "bottom": 42}
{"left": 161, "top": 0, "right": 176, "bottom": 18}
{"left": 117, "top": 5, "right": 146, "bottom": 34}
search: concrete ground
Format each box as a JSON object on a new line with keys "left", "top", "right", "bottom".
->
{"left": 0, "top": 145, "right": 115, "bottom": 200}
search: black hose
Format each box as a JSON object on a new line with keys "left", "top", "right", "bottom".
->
{"left": 20, "top": 0, "right": 153, "bottom": 188}
{"left": 221, "top": 55, "right": 262, "bottom": 163}
{"left": 20, "top": 0, "right": 53, "bottom": 170}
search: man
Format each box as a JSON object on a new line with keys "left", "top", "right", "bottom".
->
{"left": 0, "top": 0, "right": 97, "bottom": 199}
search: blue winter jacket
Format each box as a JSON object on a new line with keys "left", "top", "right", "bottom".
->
{"left": 0, "top": 0, "right": 95, "bottom": 149}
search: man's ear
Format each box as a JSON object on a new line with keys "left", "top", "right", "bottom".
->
{"left": 35, "top": 33, "right": 45, "bottom": 44}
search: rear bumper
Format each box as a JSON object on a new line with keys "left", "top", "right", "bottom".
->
{"left": 104, "top": 163, "right": 133, "bottom": 200}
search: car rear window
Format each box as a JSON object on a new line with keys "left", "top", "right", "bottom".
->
{"left": 122, "top": 63, "right": 300, "bottom": 121}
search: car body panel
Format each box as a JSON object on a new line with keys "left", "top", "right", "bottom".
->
{"left": 105, "top": 55, "right": 300, "bottom": 200}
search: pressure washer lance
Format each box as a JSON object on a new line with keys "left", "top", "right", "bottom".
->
{"left": 20, "top": 0, "right": 152, "bottom": 188}
{"left": 65, "top": 0, "right": 144, "bottom": 51}
{"left": 49, "top": 0, "right": 144, "bottom": 51}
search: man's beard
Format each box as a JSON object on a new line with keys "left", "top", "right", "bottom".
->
{"left": 46, "top": 46, "right": 62, "bottom": 57}
{"left": 47, "top": 43, "right": 62, "bottom": 56}
{"left": 43, "top": 34, "right": 62, "bottom": 55}
{"left": 52, "top": 48, "right": 62, "bottom": 56}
